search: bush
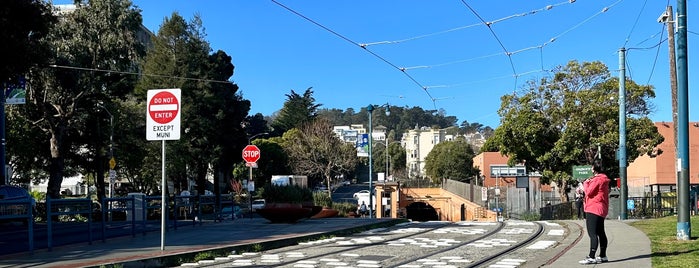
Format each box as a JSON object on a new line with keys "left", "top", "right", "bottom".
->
{"left": 332, "top": 202, "right": 357, "bottom": 217}
{"left": 261, "top": 184, "right": 312, "bottom": 204}
{"left": 313, "top": 192, "right": 332, "bottom": 208}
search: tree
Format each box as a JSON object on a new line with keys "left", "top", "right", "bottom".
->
{"left": 2, "top": 0, "right": 55, "bottom": 186}
{"left": 0, "top": 0, "right": 55, "bottom": 83}
{"left": 270, "top": 87, "right": 321, "bottom": 137}
{"left": 282, "top": 118, "right": 358, "bottom": 197}
{"left": 244, "top": 137, "right": 290, "bottom": 189}
{"left": 482, "top": 60, "right": 664, "bottom": 201}
{"left": 19, "top": 0, "right": 144, "bottom": 198}
{"left": 245, "top": 113, "right": 271, "bottom": 137}
{"left": 424, "top": 138, "right": 479, "bottom": 183}
{"left": 136, "top": 13, "right": 250, "bottom": 197}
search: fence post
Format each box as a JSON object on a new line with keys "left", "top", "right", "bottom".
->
{"left": 46, "top": 196, "right": 52, "bottom": 251}
{"left": 28, "top": 198, "right": 34, "bottom": 253}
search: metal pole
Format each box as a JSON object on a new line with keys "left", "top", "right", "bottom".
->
{"left": 618, "top": 48, "right": 628, "bottom": 220}
{"left": 0, "top": 80, "right": 6, "bottom": 185}
{"left": 160, "top": 140, "right": 166, "bottom": 250}
{"left": 385, "top": 138, "right": 389, "bottom": 179}
{"left": 248, "top": 167, "right": 252, "bottom": 219}
{"left": 367, "top": 105, "right": 374, "bottom": 218}
{"left": 676, "top": 0, "right": 691, "bottom": 240}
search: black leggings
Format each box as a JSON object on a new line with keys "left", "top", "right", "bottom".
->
{"left": 585, "top": 212, "right": 608, "bottom": 258}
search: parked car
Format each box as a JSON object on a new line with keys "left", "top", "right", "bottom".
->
{"left": 353, "top": 190, "right": 370, "bottom": 198}
{"left": 342, "top": 180, "right": 351, "bottom": 186}
{"left": 220, "top": 205, "right": 243, "bottom": 220}
{"left": 251, "top": 199, "right": 266, "bottom": 211}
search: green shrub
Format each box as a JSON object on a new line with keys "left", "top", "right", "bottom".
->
{"left": 332, "top": 202, "right": 357, "bottom": 217}
{"left": 313, "top": 192, "right": 333, "bottom": 208}
{"left": 519, "top": 211, "right": 541, "bottom": 221}
{"left": 261, "top": 184, "right": 313, "bottom": 204}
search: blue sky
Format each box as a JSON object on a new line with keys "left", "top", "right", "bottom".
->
{"left": 59, "top": 0, "right": 696, "bottom": 128}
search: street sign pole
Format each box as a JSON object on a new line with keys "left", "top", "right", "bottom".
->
{"left": 146, "top": 89, "right": 181, "bottom": 251}
{"left": 242, "top": 145, "right": 261, "bottom": 219}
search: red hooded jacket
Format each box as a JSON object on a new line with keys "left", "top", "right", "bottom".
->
{"left": 583, "top": 172, "right": 610, "bottom": 218}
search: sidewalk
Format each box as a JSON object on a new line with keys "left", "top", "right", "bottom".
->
{"left": 0, "top": 217, "right": 399, "bottom": 268}
{"left": 541, "top": 219, "right": 651, "bottom": 268}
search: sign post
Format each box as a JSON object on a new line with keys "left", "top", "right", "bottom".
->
{"left": 573, "top": 165, "right": 593, "bottom": 180}
{"left": 146, "top": 89, "right": 181, "bottom": 251}
{"left": 243, "top": 145, "right": 260, "bottom": 219}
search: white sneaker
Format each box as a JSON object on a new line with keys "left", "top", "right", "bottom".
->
{"left": 579, "top": 257, "right": 599, "bottom": 265}
{"left": 596, "top": 256, "right": 608, "bottom": 263}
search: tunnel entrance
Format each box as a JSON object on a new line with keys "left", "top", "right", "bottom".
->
{"left": 405, "top": 202, "right": 438, "bottom": 221}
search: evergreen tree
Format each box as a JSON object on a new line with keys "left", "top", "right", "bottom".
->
{"left": 270, "top": 87, "right": 321, "bottom": 137}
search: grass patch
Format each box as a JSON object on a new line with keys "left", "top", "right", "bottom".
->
{"left": 629, "top": 216, "right": 699, "bottom": 268}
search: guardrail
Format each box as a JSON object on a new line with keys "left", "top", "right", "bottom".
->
{"left": 4, "top": 193, "right": 244, "bottom": 254}
{"left": 46, "top": 197, "right": 93, "bottom": 251}
{"left": 101, "top": 196, "right": 139, "bottom": 241}
{"left": 0, "top": 198, "right": 34, "bottom": 253}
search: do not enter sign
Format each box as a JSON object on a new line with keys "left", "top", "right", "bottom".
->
{"left": 242, "top": 145, "right": 260, "bottom": 163}
{"left": 149, "top": 91, "right": 179, "bottom": 124}
{"left": 146, "top": 89, "right": 181, "bottom": 141}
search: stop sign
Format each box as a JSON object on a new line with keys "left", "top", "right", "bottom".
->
{"left": 242, "top": 145, "right": 261, "bottom": 163}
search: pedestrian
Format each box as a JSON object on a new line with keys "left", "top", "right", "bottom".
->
{"left": 579, "top": 162, "right": 610, "bottom": 265}
{"left": 359, "top": 201, "right": 368, "bottom": 217}
{"left": 575, "top": 182, "right": 585, "bottom": 219}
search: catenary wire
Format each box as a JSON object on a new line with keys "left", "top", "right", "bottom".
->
{"left": 401, "top": 0, "right": 622, "bottom": 77}
{"left": 360, "top": 0, "right": 576, "bottom": 47}
{"left": 621, "top": 0, "right": 650, "bottom": 48}
{"left": 270, "top": 0, "right": 438, "bottom": 109}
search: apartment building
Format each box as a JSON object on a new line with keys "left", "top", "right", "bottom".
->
{"left": 402, "top": 127, "right": 446, "bottom": 179}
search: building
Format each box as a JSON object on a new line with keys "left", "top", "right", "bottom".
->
{"left": 402, "top": 126, "right": 446, "bottom": 179}
{"left": 627, "top": 122, "right": 699, "bottom": 197}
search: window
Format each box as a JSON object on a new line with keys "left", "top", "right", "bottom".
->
{"left": 490, "top": 165, "right": 527, "bottom": 177}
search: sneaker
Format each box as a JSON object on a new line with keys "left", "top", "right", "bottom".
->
{"left": 579, "top": 257, "right": 599, "bottom": 265}
{"left": 596, "top": 256, "right": 608, "bottom": 263}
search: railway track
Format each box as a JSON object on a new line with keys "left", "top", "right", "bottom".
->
{"left": 185, "top": 220, "right": 567, "bottom": 268}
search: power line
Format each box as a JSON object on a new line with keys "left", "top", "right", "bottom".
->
{"left": 47, "top": 64, "right": 234, "bottom": 84}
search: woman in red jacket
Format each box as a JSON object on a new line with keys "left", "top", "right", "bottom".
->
{"left": 579, "top": 162, "right": 610, "bottom": 265}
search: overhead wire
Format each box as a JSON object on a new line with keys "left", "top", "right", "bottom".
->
{"left": 270, "top": 0, "right": 438, "bottom": 109}
{"left": 361, "top": 0, "right": 576, "bottom": 47}
{"left": 401, "top": 0, "right": 622, "bottom": 83}
{"left": 621, "top": 0, "right": 650, "bottom": 48}
{"left": 47, "top": 64, "right": 234, "bottom": 84}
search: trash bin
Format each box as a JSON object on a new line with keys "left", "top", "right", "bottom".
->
{"left": 126, "top": 192, "right": 145, "bottom": 222}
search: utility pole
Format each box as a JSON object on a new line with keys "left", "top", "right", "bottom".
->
{"left": 664, "top": 6, "right": 679, "bottom": 155}
{"left": 618, "top": 48, "right": 628, "bottom": 220}
{"left": 675, "top": 0, "right": 690, "bottom": 240}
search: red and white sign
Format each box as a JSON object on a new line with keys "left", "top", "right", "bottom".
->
{"left": 146, "top": 89, "right": 181, "bottom": 140}
{"left": 242, "top": 145, "right": 261, "bottom": 163}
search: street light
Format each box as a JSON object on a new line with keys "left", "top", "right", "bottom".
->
{"left": 367, "top": 103, "right": 389, "bottom": 219}
{"left": 97, "top": 104, "right": 114, "bottom": 199}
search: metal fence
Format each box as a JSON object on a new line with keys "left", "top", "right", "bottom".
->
{"left": 1, "top": 193, "right": 240, "bottom": 254}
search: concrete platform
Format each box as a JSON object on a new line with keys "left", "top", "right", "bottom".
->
{"left": 540, "top": 219, "right": 651, "bottom": 268}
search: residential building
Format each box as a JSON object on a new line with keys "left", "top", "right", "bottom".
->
{"left": 402, "top": 126, "right": 446, "bottom": 179}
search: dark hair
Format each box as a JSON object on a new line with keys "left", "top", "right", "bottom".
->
{"left": 592, "top": 161, "right": 604, "bottom": 174}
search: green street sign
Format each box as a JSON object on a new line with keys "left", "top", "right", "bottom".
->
{"left": 573, "top": 165, "right": 593, "bottom": 179}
